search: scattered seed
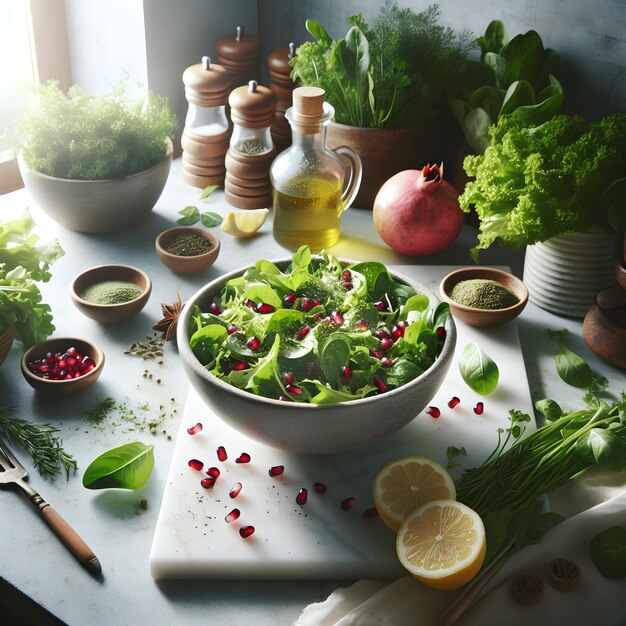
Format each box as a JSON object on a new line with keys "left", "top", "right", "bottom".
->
{"left": 313, "top": 482, "right": 327, "bottom": 494}
{"left": 426, "top": 406, "right": 441, "bottom": 418}
{"left": 341, "top": 497, "right": 357, "bottom": 511}
{"left": 217, "top": 446, "right": 228, "bottom": 462}
{"left": 362, "top": 507, "right": 379, "bottom": 519}
{"left": 269, "top": 465, "right": 284, "bottom": 477}
{"left": 474, "top": 402, "right": 484, "bottom": 415}
{"left": 225, "top": 508, "right": 240, "bottom": 523}
{"left": 187, "top": 422, "right": 203, "bottom": 435}
{"left": 448, "top": 396, "right": 460, "bottom": 409}
{"left": 201, "top": 477, "right": 216, "bottom": 489}
{"left": 239, "top": 525, "right": 255, "bottom": 539}
{"left": 188, "top": 459, "right": 204, "bottom": 471}
{"left": 229, "top": 482, "right": 242, "bottom": 498}
{"left": 206, "top": 467, "right": 220, "bottom": 479}
{"left": 235, "top": 452, "right": 251, "bottom": 464}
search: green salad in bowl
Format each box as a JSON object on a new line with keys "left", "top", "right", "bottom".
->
{"left": 187, "top": 246, "right": 449, "bottom": 404}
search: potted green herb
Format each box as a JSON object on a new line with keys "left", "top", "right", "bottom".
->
{"left": 12, "top": 80, "right": 177, "bottom": 233}
{"left": 290, "top": 3, "right": 474, "bottom": 208}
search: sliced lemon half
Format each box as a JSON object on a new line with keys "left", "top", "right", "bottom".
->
{"left": 396, "top": 499, "right": 486, "bottom": 590}
{"left": 220, "top": 208, "right": 269, "bottom": 238}
{"left": 373, "top": 456, "right": 456, "bottom": 532}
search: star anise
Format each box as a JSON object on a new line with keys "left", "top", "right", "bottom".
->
{"left": 152, "top": 292, "right": 183, "bottom": 341}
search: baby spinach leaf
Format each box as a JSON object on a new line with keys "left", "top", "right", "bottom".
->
{"left": 82, "top": 442, "right": 154, "bottom": 490}
{"left": 555, "top": 345, "right": 594, "bottom": 388}
{"left": 458, "top": 342, "right": 499, "bottom": 395}
{"left": 589, "top": 526, "right": 626, "bottom": 579}
{"left": 199, "top": 184, "right": 219, "bottom": 200}
{"left": 201, "top": 211, "right": 223, "bottom": 227}
{"left": 190, "top": 324, "right": 227, "bottom": 363}
{"left": 243, "top": 285, "right": 282, "bottom": 309}
{"left": 292, "top": 245, "right": 311, "bottom": 270}
{"left": 320, "top": 335, "right": 351, "bottom": 388}
{"left": 534, "top": 398, "right": 563, "bottom": 421}
{"left": 177, "top": 205, "right": 200, "bottom": 225}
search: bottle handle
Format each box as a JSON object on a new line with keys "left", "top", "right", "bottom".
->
{"left": 335, "top": 146, "right": 363, "bottom": 212}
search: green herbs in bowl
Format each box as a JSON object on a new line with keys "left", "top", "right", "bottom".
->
{"left": 178, "top": 246, "right": 456, "bottom": 453}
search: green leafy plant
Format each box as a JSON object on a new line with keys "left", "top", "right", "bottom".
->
{"left": 459, "top": 113, "right": 626, "bottom": 259}
{"left": 13, "top": 79, "right": 176, "bottom": 180}
{"left": 82, "top": 441, "right": 154, "bottom": 490}
{"left": 0, "top": 209, "right": 63, "bottom": 346}
{"left": 458, "top": 342, "right": 499, "bottom": 395}
{"left": 589, "top": 526, "right": 626, "bottom": 579}
{"left": 188, "top": 245, "right": 449, "bottom": 404}
{"left": 548, "top": 329, "right": 597, "bottom": 388}
{"left": 290, "top": 3, "right": 474, "bottom": 128}
{"left": 450, "top": 20, "right": 564, "bottom": 154}
{"left": 176, "top": 186, "right": 222, "bottom": 227}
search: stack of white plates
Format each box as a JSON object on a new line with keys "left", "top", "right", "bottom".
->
{"left": 523, "top": 231, "right": 617, "bottom": 318}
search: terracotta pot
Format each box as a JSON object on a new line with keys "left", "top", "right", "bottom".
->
{"left": 326, "top": 122, "right": 439, "bottom": 209}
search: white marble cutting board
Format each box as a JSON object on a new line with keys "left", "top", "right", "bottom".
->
{"left": 149, "top": 266, "right": 535, "bottom": 580}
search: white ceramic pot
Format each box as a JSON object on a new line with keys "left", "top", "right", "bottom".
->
{"left": 18, "top": 138, "right": 173, "bottom": 234}
{"left": 523, "top": 230, "right": 617, "bottom": 318}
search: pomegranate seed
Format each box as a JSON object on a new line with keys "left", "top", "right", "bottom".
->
{"left": 341, "top": 497, "right": 357, "bottom": 511}
{"left": 381, "top": 357, "right": 392, "bottom": 367}
{"left": 57, "top": 359, "right": 66, "bottom": 369}
{"left": 232, "top": 362, "right": 248, "bottom": 371}
{"left": 296, "top": 488, "right": 308, "bottom": 505}
{"left": 282, "top": 371, "right": 294, "bottom": 385}
{"left": 256, "top": 302, "right": 275, "bottom": 314}
{"left": 206, "top": 467, "right": 221, "bottom": 479}
{"left": 210, "top": 303, "right": 220, "bottom": 315}
{"left": 342, "top": 270, "right": 352, "bottom": 282}
{"left": 373, "top": 374, "right": 387, "bottom": 393}
{"left": 66, "top": 356, "right": 77, "bottom": 369}
{"left": 67, "top": 347, "right": 76, "bottom": 355}
{"left": 474, "top": 402, "right": 485, "bottom": 415}
{"left": 236, "top": 452, "right": 251, "bottom": 464}
{"left": 187, "top": 422, "right": 203, "bottom": 435}
{"left": 84, "top": 364, "right": 95, "bottom": 373}
{"left": 362, "top": 507, "right": 379, "bottom": 519}
{"left": 247, "top": 336, "right": 261, "bottom": 350}
{"left": 341, "top": 366, "right": 352, "bottom": 380}
{"left": 448, "top": 396, "right": 461, "bottom": 408}
{"left": 391, "top": 324, "right": 406, "bottom": 340}
{"left": 301, "top": 297, "right": 312, "bottom": 311}
{"left": 357, "top": 320, "right": 368, "bottom": 330}
{"left": 188, "top": 459, "right": 204, "bottom": 471}
{"left": 269, "top": 465, "right": 284, "bottom": 477}
{"left": 217, "top": 446, "right": 228, "bottom": 462}
{"left": 46, "top": 352, "right": 54, "bottom": 365}
{"left": 37, "top": 364, "right": 50, "bottom": 374}
{"left": 313, "top": 298, "right": 322, "bottom": 307}
{"left": 227, "top": 324, "right": 238, "bottom": 334}
{"left": 201, "top": 477, "right": 216, "bottom": 489}
{"left": 239, "top": 525, "right": 255, "bottom": 538}
{"left": 426, "top": 406, "right": 441, "bottom": 418}
{"left": 312, "top": 311, "right": 323, "bottom": 320}
{"left": 225, "top": 508, "right": 240, "bottom": 523}
{"left": 373, "top": 300, "right": 387, "bottom": 311}
{"left": 380, "top": 337, "right": 393, "bottom": 351}
{"left": 370, "top": 349, "right": 383, "bottom": 360}
{"left": 284, "top": 292, "right": 297, "bottom": 305}
{"left": 331, "top": 311, "right": 344, "bottom": 325}
{"left": 229, "top": 482, "right": 242, "bottom": 498}
{"left": 286, "top": 384, "right": 303, "bottom": 396}
{"left": 64, "top": 374, "right": 73, "bottom": 380}
{"left": 245, "top": 299, "right": 256, "bottom": 310}
{"left": 298, "top": 326, "right": 310, "bottom": 339}
{"left": 342, "top": 281, "right": 353, "bottom": 290}
{"left": 313, "top": 482, "right": 327, "bottom": 494}
{"left": 374, "top": 330, "right": 388, "bottom": 339}
{"left": 436, "top": 326, "right": 446, "bottom": 338}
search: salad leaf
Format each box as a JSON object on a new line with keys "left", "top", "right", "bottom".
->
{"left": 458, "top": 342, "right": 499, "bottom": 395}
{"left": 549, "top": 328, "right": 594, "bottom": 388}
{"left": 177, "top": 205, "right": 200, "bottom": 225}
{"left": 589, "top": 526, "right": 626, "bottom": 579}
{"left": 199, "top": 184, "right": 219, "bottom": 200}
{"left": 82, "top": 441, "right": 154, "bottom": 490}
{"left": 189, "top": 246, "right": 448, "bottom": 404}
{"left": 201, "top": 211, "right": 223, "bottom": 227}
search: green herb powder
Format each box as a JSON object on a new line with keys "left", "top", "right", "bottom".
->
{"left": 80, "top": 280, "right": 143, "bottom": 305}
{"left": 164, "top": 232, "right": 213, "bottom": 256}
{"left": 234, "top": 138, "right": 267, "bottom": 156}
{"left": 450, "top": 279, "right": 519, "bottom": 310}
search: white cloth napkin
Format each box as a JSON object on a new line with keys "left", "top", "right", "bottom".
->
{"left": 292, "top": 488, "right": 626, "bottom": 626}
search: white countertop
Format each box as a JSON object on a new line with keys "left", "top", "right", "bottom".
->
{"left": 0, "top": 159, "right": 622, "bottom": 625}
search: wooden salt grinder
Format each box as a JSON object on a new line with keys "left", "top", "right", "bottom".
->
{"left": 181, "top": 56, "right": 231, "bottom": 188}
{"left": 224, "top": 81, "right": 277, "bottom": 209}
{"left": 216, "top": 25, "right": 264, "bottom": 89}
{"left": 268, "top": 43, "right": 297, "bottom": 153}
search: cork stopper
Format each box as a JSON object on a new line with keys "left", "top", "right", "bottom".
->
{"left": 183, "top": 58, "right": 231, "bottom": 107}
{"left": 292, "top": 87, "right": 325, "bottom": 121}
{"left": 228, "top": 81, "right": 277, "bottom": 128}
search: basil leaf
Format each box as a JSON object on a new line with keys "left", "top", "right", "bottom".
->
{"left": 576, "top": 428, "right": 626, "bottom": 471}
{"left": 177, "top": 205, "right": 200, "bottom": 225}
{"left": 589, "top": 526, "right": 626, "bottom": 579}
{"left": 555, "top": 345, "right": 594, "bottom": 388}
{"left": 201, "top": 211, "right": 223, "bottom": 227}
{"left": 535, "top": 398, "right": 563, "bottom": 421}
{"left": 199, "top": 184, "right": 219, "bottom": 200}
{"left": 82, "top": 442, "right": 154, "bottom": 490}
{"left": 458, "top": 342, "right": 499, "bottom": 395}
{"left": 483, "top": 509, "right": 512, "bottom": 564}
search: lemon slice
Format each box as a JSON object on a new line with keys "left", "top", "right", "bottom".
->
{"left": 373, "top": 456, "right": 456, "bottom": 532}
{"left": 220, "top": 208, "right": 269, "bottom": 238}
{"left": 396, "top": 499, "right": 486, "bottom": 590}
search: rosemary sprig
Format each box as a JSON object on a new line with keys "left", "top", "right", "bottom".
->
{"left": 0, "top": 407, "right": 77, "bottom": 480}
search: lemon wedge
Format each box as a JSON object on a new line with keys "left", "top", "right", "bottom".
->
{"left": 396, "top": 499, "right": 486, "bottom": 590}
{"left": 373, "top": 456, "right": 456, "bottom": 532}
{"left": 220, "top": 208, "right": 269, "bottom": 238}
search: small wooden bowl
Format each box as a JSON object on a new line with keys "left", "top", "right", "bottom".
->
{"left": 71, "top": 265, "right": 151, "bottom": 323}
{"left": 155, "top": 227, "right": 220, "bottom": 274}
{"left": 21, "top": 337, "right": 104, "bottom": 395}
{"left": 440, "top": 267, "right": 528, "bottom": 327}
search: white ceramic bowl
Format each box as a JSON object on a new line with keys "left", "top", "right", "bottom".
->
{"left": 177, "top": 257, "right": 456, "bottom": 454}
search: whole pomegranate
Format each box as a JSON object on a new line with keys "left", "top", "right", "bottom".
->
{"left": 373, "top": 163, "right": 464, "bottom": 256}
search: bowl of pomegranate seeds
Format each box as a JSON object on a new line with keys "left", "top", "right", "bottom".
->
{"left": 177, "top": 246, "right": 456, "bottom": 453}
{"left": 21, "top": 337, "right": 104, "bottom": 395}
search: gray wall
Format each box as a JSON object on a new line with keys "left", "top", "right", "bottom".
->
{"left": 258, "top": 0, "right": 626, "bottom": 118}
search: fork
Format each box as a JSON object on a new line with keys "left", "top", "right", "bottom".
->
{"left": 0, "top": 438, "right": 102, "bottom": 576}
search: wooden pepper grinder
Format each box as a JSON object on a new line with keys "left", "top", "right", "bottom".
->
{"left": 268, "top": 42, "right": 298, "bottom": 153}
{"left": 181, "top": 56, "right": 231, "bottom": 188}
{"left": 216, "top": 25, "right": 264, "bottom": 89}
{"left": 224, "top": 80, "right": 277, "bottom": 209}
